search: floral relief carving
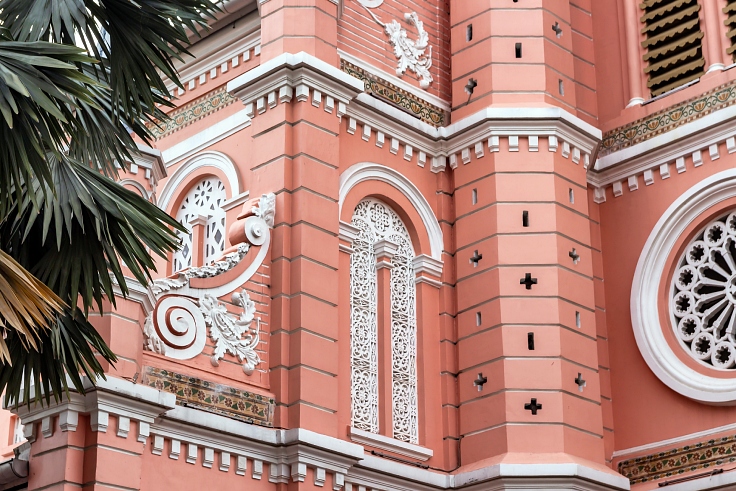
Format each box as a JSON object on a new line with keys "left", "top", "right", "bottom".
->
{"left": 355, "top": 0, "right": 433, "bottom": 89}
{"left": 671, "top": 211, "right": 736, "bottom": 369}
{"left": 142, "top": 193, "right": 276, "bottom": 376}
{"left": 201, "top": 290, "right": 262, "bottom": 375}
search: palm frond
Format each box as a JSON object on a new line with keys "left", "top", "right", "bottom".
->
{"left": 0, "top": 308, "right": 117, "bottom": 407}
{"left": 0, "top": 250, "right": 65, "bottom": 363}
{"left": 1, "top": 155, "right": 185, "bottom": 314}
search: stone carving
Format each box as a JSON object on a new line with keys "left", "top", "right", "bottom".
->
{"left": 355, "top": 0, "right": 433, "bottom": 89}
{"left": 201, "top": 290, "right": 262, "bottom": 375}
{"left": 350, "top": 198, "right": 418, "bottom": 444}
{"left": 142, "top": 193, "right": 276, "bottom": 376}
{"left": 671, "top": 211, "right": 736, "bottom": 369}
{"left": 254, "top": 193, "right": 276, "bottom": 227}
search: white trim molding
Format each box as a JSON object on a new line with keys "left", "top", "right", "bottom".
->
{"left": 339, "top": 162, "right": 444, "bottom": 262}
{"left": 589, "top": 105, "right": 736, "bottom": 202}
{"left": 158, "top": 151, "right": 242, "bottom": 213}
{"left": 631, "top": 168, "right": 736, "bottom": 404}
{"left": 348, "top": 427, "right": 433, "bottom": 461}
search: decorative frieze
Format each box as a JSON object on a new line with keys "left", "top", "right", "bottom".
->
{"left": 141, "top": 367, "right": 274, "bottom": 427}
{"left": 147, "top": 87, "right": 237, "bottom": 141}
{"left": 618, "top": 434, "right": 736, "bottom": 485}
{"left": 601, "top": 80, "right": 736, "bottom": 156}
{"left": 341, "top": 60, "right": 445, "bottom": 126}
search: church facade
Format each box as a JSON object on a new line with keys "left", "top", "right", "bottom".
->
{"left": 6, "top": 0, "right": 736, "bottom": 489}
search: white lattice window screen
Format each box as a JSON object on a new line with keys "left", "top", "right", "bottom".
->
{"left": 350, "top": 199, "right": 418, "bottom": 444}
{"left": 172, "top": 177, "right": 227, "bottom": 272}
{"left": 12, "top": 417, "right": 23, "bottom": 444}
{"left": 671, "top": 211, "right": 736, "bottom": 369}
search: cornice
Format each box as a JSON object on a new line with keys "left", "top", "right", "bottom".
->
{"left": 165, "top": 12, "right": 261, "bottom": 95}
{"left": 588, "top": 103, "right": 736, "bottom": 202}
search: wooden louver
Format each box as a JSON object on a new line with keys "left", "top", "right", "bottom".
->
{"left": 724, "top": 0, "right": 736, "bottom": 61}
{"left": 640, "top": 0, "right": 705, "bottom": 97}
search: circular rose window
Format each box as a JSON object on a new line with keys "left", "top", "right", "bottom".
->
{"left": 671, "top": 212, "right": 736, "bottom": 369}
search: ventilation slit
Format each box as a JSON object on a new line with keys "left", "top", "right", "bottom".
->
{"left": 515, "top": 43, "right": 522, "bottom": 58}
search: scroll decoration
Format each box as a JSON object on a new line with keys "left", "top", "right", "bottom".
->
{"left": 142, "top": 193, "right": 276, "bottom": 375}
{"left": 202, "top": 290, "right": 261, "bottom": 375}
{"left": 355, "top": 0, "right": 433, "bottom": 89}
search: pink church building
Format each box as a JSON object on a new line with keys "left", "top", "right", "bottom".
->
{"left": 5, "top": 0, "right": 736, "bottom": 489}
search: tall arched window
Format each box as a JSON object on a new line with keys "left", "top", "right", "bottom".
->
{"left": 350, "top": 198, "right": 418, "bottom": 444}
{"left": 172, "top": 177, "right": 227, "bottom": 272}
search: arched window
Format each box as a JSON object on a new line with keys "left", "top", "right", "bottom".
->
{"left": 350, "top": 198, "right": 418, "bottom": 444}
{"left": 172, "top": 177, "right": 227, "bottom": 272}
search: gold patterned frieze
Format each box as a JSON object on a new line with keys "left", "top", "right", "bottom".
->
{"left": 142, "top": 366, "right": 274, "bottom": 427}
{"left": 341, "top": 60, "right": 446, "bottom": 127}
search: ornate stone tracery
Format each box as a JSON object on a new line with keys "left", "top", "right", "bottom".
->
{"left": 173, "top": 177, "right": 228, "bottom": 272}
{"left": 671, "top": 211, "right": 736, "bottom": 369}
{"left": 350, "top": 198, "right": 418, "bottom": 444}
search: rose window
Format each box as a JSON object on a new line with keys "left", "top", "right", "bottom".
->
{"left": 671, "top": 211, "right": 736, "bottom": 369}
{"left": 172, "top": 178, "right": 227, "bottom": 272}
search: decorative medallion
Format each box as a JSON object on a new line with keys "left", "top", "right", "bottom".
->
{"left": 147, "top": 86, "right": 237, "bottom": 141}
{"left": 341, "top": 60, "right": 445, "bottom": 126}
{"left": 354, "top": 0, "right": 433, "bottom": 89}
{"left": 601, "top": 80, "right": 736, "bottom": 156}
{"left": 618, "top": 434, "right": 736, "bottom": 484}
{"left": 142, "top": 367, "right": 275, "bottom": 427}
{"left": 671, "top": 211, "right": 736, "bottom": 369}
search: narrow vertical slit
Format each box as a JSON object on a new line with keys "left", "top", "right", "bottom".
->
{"left": 575, "top": 311, "right": 581, "bottom": 328}
{"left": 466, "top": 24, "right": 473, "bottom": 42}
{"left": 515, "top": 43, "right": 522, "bottom": 58}
{"left": 569, "top": 188, "right": 575, "bottom": 204}
{"left": 476, "top": 312, "right": 482, "bottom": 326}
{"left": 528, "top": 332, "right": 535, "bottom": 350}
{"left": 522, "top": 210, "right": 529, "bottom": 227}
{"left": 472, "top": 188, "right": 478, "bottom": 205}
{"left": 559, "top": 79, "right": 565, "bottom": 96}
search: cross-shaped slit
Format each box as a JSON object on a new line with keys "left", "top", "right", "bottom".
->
{"left": 569, "top": 248, "right": 580, "bottom": 264}
{"left": 575, "top": 373, "right": 586, "bottom": 392}
{"left": 474, "top": 373, "right": 488, "bottom": 392}
{"left": 520, "top": 273, "right": 538, "bottom": 290}
{"left": 470, "top": 250, "right": 483, "bottom": 268}
{"left": 524, "top": 398, "right": 542, "bottom": 415}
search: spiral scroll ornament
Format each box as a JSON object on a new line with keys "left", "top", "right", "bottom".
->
{"left": 671, "top": 212, "right": 736, "bottom": 369}
{"left": 149, "top": 295, "right": 208, "bottom": 360}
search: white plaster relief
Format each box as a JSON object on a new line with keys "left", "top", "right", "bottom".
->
{"left": 143, "top": 194, "right": 275, "bottom": 374}
{"left": 355, "top": 1, "right": 433, "bottom": 89}
{"left": 628, "top": 175, "right": 638, "bottom": 192}
{"left": 117, "top": 415, "right": 130, "bottom": 438}
{"left": 404, "top": 144, "right": 413, "bottom": 161}
{"left": 613, "top": 181, "right": 623, "bottom": 197}
{"left": 59, "top": 410, "right": 78, "bottom": 432}
{"left": 643, "top": 169, "right": 654, "bottom": 186}
{"left": 326, "top": 96, "right": 335, "bottom": 113}
{"left": 593, "top": 187, "right": 606, "bottom": 204}
{"left": 728, "top": 137, "right": 736, "bottom": 153}
{"left": 474, "top": 142, "right": 484, "bottom": 159}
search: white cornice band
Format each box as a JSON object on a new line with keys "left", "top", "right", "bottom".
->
{"left": 13, "top": 375, "right": 629, "bottom": 491}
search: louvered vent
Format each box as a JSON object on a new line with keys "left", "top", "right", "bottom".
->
{"left": 725, "top": 0, "right": 736, "bottom": 61}
{"left": 640, "top": 0, "right": 705, "bottom": 97}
